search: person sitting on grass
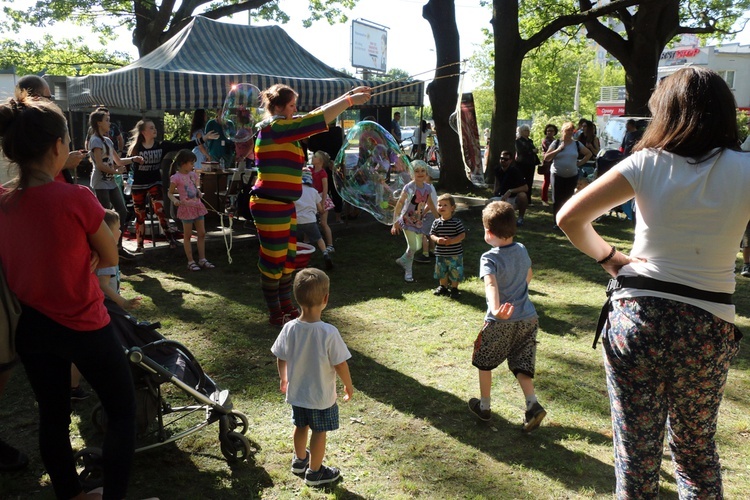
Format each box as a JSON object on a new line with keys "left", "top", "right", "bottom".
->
{"left": 468, "top": 201, "right": 546, "bottom": 433}
{"left": 294, "top": 170, "right": 333, "bottom": 270}
{"left": 271, "top": 268, "right": 353, "bottom": 487}
{"left": 430, "top": 193, "right": 466, "bottom": 299}
{"left": 490, "top": 151, "right": 529, "bottom": 227}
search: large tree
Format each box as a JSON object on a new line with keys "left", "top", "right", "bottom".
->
{"left": 471, "top": 35, "right": 625, "bottom": 124}
{"left": 485, "top": 0, "right": 643, "bottom": 183}
{"left": 2, "top": 0, "right": 357, "bottom": 57}
{"left": 580, "top": 0, "right": 750, "bottom": 116}
{"left": 422, "top": 0, "right": 470, "bottom": 190}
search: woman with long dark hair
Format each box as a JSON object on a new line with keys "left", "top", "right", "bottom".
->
{"left": 557, "top": 67, "right": 748, "bottom": 497}
{"left": 0, "top": 93, "right": 137, "bottom": 499}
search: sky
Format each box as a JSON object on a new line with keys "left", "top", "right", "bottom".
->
{"left": 10, "top": 0, "right": 750, "bottom": 94}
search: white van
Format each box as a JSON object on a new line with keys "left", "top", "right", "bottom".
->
{"left": 600, "top": 117, "right": 650, "bottom": 152}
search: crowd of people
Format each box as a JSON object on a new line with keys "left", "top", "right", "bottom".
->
{"left": 1, "top": 67, "right": 749, "bottom": 498}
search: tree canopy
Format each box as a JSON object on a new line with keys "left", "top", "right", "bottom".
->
{"left": 580, "top": 0, "right": 750, "bottom": 115}
{"left": 2, "top": 0, "right": 358, "bottom": 57}
{"left": 0, "top": 35, "right": 131, "bottom": 76}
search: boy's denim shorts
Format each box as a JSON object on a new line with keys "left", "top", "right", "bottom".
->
{"left": 291, "top": 403, "right": 339, "bottom": 432}
{"left": 297, "top": 222, "right": 323, "bottom": 246}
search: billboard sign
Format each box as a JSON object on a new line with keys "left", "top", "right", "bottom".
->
{"left": 351, "top": 20, "right": 387, "bottom": 73}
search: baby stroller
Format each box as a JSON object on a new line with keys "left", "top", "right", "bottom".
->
{"left": 76, "top": 299, "right": 251, "bottom": 487}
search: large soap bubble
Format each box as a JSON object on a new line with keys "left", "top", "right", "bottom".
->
{"left": 221, "top": 83, "right": 263, "bottom": 144}
{"left": 333, "top": 121, "right": 413, "bottom": 224}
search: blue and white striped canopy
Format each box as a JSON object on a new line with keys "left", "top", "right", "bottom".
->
{"left": 66, "top": 16, "right": 424, "bottom": 112}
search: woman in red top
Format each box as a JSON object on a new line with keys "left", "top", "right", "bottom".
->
{"left": 0, "top": 94, "right": 136, "bottom": 500}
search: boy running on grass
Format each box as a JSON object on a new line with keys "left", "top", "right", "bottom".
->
{"left": 468, "top": 201, "right": 546, "bottom": 432}
{"left": 271, "top": 268, "right": 353, "bottom": 486}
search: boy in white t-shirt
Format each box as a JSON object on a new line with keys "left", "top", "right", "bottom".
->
{"left": 294, "top": 170, "right": 333, "bottom": 270}
{"left": 271, "top": 269, "right": 353, "bottom": 487}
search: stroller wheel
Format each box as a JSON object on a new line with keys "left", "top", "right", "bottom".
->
{"left": 74, "top": 447, "right": 104, "bottom": 491}
{"left": 230, "top": 410, "right": 249, "bottom": 435}
{"left": 220, "top": 431, "right": 251, "bottom": 463}
{"left": 91, "top": 403, "right": 108, "bottom": 433}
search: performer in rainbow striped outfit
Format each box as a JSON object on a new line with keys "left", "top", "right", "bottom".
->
{"left": 252, "top": 83, "right": 371, "bottom": 325}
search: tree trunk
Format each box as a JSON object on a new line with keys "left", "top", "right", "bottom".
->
{"left": 583, "top": 0, "right": 680, "bottom": 116}
{"left": 423, "top": 0, "right": 473, "bottom": 192}
{"left": 486, "top": 0, "right": 523, "bottom": 185}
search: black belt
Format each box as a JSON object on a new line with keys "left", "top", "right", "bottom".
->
{"left": 593, "top": 275, "right": 734, "bottom": 348}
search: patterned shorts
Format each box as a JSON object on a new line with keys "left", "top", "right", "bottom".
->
{"left": 291, "top": 403, "right": 339, "bottom": 432}
{"left": 434, "top": 255, "right": 464, "bottom": 282}
{"left": 471, "top": 319, "right": 538, "bottom": 376}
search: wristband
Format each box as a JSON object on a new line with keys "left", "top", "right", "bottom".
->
{"left": 597, "top": 245, "right": 617, "bottom": 265}
{"left": 345, "top": 96, "right": 354, "bottom": 107}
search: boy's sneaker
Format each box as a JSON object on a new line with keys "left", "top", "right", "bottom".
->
{"left": 449, "top": 288, "right": 461, "bottom": 299}
{"left": 522, "top": 402, "right": 547, "bottom": 433}
{"left": 305, "top": 464, "right": 341, "bottom": 486}
{"left": 324, "top": 253, "right": 334, "bottom": 270}
{"left": 325, "top": 245, "right": 335, "bottom": 254}
{"left": 404, "top": 272, "right": 415, "bottom": 283}
{"left": 468, "top": 398, "right": 491, "bottom": 422}
{"left": 741, "top": 263, "right": 750, "bottom": 277}
{"left": 70, "top": 386, "right": 91, "bottom": 401}
{"left": 291, "top": 449, "right": 310, "bottom": 474}
{"left": 433, "top": 285, "right": 449, "bottom": 296}
{"left": 0, "top": 439, "right": 28, "bottom": 472}
{"left": 516, "top": 217, "right": 524, "bottom": 227}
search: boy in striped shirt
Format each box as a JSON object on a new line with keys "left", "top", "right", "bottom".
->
{"left": 430, "top": 193, "right": 466, "bottom": 298}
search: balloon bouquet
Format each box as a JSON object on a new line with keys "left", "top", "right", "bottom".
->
{"left": 333, "top": 121, "right": 413, "bottom": 224}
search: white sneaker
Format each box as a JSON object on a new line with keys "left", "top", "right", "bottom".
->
{"left": 325, "top": 245, "right": 335, "bottom": 254}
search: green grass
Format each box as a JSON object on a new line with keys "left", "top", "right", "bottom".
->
{"left": 2, "top": 200, "right": 750, "bottom": 499}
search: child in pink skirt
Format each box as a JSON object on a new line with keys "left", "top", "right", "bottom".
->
{"left": 168, "top": 150, "right": 214, "bottom": 271}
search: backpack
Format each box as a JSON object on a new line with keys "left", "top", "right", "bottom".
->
{"left": 0, "top": 259, "right": 21, "bottom": 367}
{"left": 551, "top": 139, "right": 585, "bottom": 159}
{"left": 234, "top": 171, "right": 255, "bottom": 221}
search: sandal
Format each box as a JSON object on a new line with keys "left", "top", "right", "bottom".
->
{"left": 198, "top": 258, "right": 215, "bottom": 269}
{"left": 187, "top": 261, "right": 201, "bottom": 272}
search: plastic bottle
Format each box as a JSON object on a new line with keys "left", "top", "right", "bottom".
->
{"left": 124, "top": 170, "right": 133, "bottom": 195}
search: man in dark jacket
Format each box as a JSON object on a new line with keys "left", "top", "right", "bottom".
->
{"left": 491, "top": 150, "right": 529, "bottom": 226}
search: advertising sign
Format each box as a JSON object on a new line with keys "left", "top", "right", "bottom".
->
{"left": 351, "top": 20, "right": 387, "bottom": 73}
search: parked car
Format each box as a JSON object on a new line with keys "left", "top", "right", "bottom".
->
{"left": 599, "top": 116, "right": 650, "bottom": 152}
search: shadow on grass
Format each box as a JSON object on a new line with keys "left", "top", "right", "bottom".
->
{"left": 348, "top": 347, "right": 616, "bottom": 494}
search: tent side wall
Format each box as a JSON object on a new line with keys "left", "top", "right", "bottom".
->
{"left": 68, "top": 71, "right": 424, "bottom": 112}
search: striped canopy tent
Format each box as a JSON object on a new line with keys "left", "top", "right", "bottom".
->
{"left": 66, "top": 16, "right": 424, "bottom": 112}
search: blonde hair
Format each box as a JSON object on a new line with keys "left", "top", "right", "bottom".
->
{"left": 103, "top": 208, "right": 120, "bottom": 229}
{"left": 438, "top": 193, "right": 456, "bottom": 208}
{"left": 313, "top": 150, "right": 332, "bottom": 168}
{"left": 293, "top": 268, "right": 330, "bottom": 308}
